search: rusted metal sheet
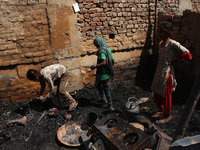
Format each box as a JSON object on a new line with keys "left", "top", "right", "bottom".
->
{"left": 93, "top": 114, "right": 149, "bottom": 150}
{"left": 170, "top": 135, "right": 200, "bottom": 150}
{"left": 156, "top": 129, "right": 172, "bottom": 150}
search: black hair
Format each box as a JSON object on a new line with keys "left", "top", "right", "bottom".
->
{"left": 26, "top": 69, "right": 38, "bottom": 81}
{"left": 159, "top": 21, "right": 172, "bottom": 34}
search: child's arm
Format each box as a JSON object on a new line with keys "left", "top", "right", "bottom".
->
{"left": 90, "top": 59, "right": 106, "bottom": 69}
{"left": 39, "top": 78, "right": 46, "bottom": 96}
{"left": 90, "top": 53, "right": 107, "bottom": 69}
{"left": 39, "top": 77, "right": 56, "bottom": 102}
{"left": 176, "top": 52, "right": 192, "bottom": 60}
{"left": 171, "top": 40, "right": 192, "bottom": 60}
{"left": 45, "top": 77, "right": 55, "bottom": 93}
{"left": 38, "top": 78, "right": 46, "bottom": 101}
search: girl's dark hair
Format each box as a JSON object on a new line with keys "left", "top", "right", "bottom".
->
{"left": 26, "top": 69, "right": 38, "bottom": 81}
{"left": 159, "top": 21, "right": 172, "bottom": 34}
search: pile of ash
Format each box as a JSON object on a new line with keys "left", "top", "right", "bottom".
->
{"left": 0, "top": 80, "right": 200, "bottom": 150}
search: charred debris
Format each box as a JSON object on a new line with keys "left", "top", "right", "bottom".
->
{"left": 1, "top": 80, "right": 200, "bottom": 150}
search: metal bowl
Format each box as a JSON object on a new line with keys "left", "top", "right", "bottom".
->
{"left": 57, "top": 121, "right": 91, "bottom": 147}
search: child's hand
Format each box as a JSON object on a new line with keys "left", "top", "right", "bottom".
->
{"left": 42, "top": 96, "right": 47, "bottom": 103}
{"left": 39, "top": 95, "right": 46, "bottom": 103}
{"left": 90, "top": 65, "right": 96, "bottom": 70}
{"left": 39, "top": 95, "right": 44, "bottom": 100}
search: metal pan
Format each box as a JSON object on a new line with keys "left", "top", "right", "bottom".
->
{"left": 57, "top": 121, "right": 91, "bottom": 147}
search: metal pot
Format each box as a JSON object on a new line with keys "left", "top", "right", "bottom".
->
{"left": 124, "top": 97, "right": 139, "bottom": 114}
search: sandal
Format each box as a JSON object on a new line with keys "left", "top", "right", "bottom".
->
{"left": 49, "top": 108, "right": 58, "bottom": 111}
{"left": 97, "top": 98, "right": 108, "bottom": 104}
{"left": 68, "top": 102, "right": 78, "bottom": 111}
{"left": 152, "top": 112, "right": 163, "bottom": 118}
{"left": 156, "top": 116, "right": 172, "bottom": 124}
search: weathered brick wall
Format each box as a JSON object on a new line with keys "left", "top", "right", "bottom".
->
{"left": 192, "top": 0, "right": 200, "bottom": 12}
{"left": 0, "top": 0, "right": 199, "bottom": 101}
{"left": 76, "top": 0, "right": 199, "bottom": 89}
{"left": 0, "top": 0, "right": 53, "bottom": 101}
{"left": 77, "top": 0, "right": 179, "bottom": 52}
{"left": 77, "top": 0, "right": 179, "bottom": 87}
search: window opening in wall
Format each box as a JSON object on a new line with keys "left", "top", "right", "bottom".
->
{"left": 109, "top": 34, "right": 115, "bottom": 39}
{"left": 96, "top": 3, "right": 101, "bottom": 7}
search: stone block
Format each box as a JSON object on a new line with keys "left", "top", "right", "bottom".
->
{"left": 119, "top": 3, "right": 124, "bottom": 8}
{"left": 33, "top": 57, "right": 40, "bottom": 62}
{"left": 0, "top": 69, "right": 18, "bottom": 88}
{"left": 65, "top": 69, "right": 84, "bottom": 92}
{"left": 0, "top": 97, "right": 11, "bottom": 102}
{"left": 113, "top": 52, "right": 131, "bottom": 62}
{"left": 88, "top": 8, "right": 97, "bottom": 14}
{"left": 100, "top": 17, "right": 107, "bottom": 21}
{"left": 102, "top": 30, "right": 108, "bottom": 35}
{"left": 107, "top": 0, "right": 113, "bottom": 3}
{"left": 81, "top": 27, "right": 91, "bottom": 31}
{"left": 46, "top": 54, "right": 54, "bottom": 60}
{"left": 93, "top": 0, "right": 99, "bottom": 3}
{"left": 81, "top": 68, "right": 96, "bottom": 85}
{"left": 103, "top": 3, "right": 108, "bottom": 8}
{"left": 24, "top": 52, "right": 33, "bottom": 58}
{"left": 2, "top": 61, "right": 11, "bottom": 67}
{"left": 59, "top": 57, "right": 81, "bottom": 69}
{"left": 80, "top": 55, "right": 96, "bottom": 67}
{"left": 39, "top": 0, "right": 47, "bottom": 3}
{"left": 8, "top": 78, "right": 38, "bottom": 91}
{"left": 97, "top": 22, "right": 102, "bottom": 26}
{"left": 10, "top": 59, "right": 20, "bottom": 65}
{"left": 17, "top": 64, "right": 34, "bottom": 78}
{"left": 93, "top": 17, "right": 100, "bottom": 22}
{"left": 0, "top": 45, "right": 7, "bottom": 50}
{"left": 10, "top": 95, "right": 25, "bottom": 101}
{"left": 39, "top": 56, "right": 47, "bottom": 61}
{"left": 84, "top": 13, "right": 90, "bottom": 18}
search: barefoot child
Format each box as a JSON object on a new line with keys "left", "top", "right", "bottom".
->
{"left": 151, "top": 21, "right": 192, "bottom": 124}
{"left": 26, "top": 64, "right": 78, "bottom": 111}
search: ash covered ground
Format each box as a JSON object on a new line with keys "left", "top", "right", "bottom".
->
{"left": 1, "top": 80, "right": 200, "bottom": 150}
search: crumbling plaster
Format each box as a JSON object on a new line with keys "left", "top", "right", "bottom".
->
{"left": 0, "top": 0, "right": 199, "bottom": 101}
{"left": 179, "top": 0, "right": 192, "bottom": 14}
{"left": 47, "top": 0, "right": 84, "bottom": 91}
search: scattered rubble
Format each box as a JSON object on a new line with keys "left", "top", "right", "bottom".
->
{"left": 0, "top": 80, "right": 200, "bottom": 150}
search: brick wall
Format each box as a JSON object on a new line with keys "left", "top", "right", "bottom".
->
{"left": 77, "top": 0, "right": 180, "bottom": 53}
{"left": 0, "top": 0, "right": 53, "bottom": 101}
{"left": 76, "top": 0, "right": 197, "bottom": 89}
{"left": 0, "top": 0, "right": 199, "bottom": 101}
{"left": 192, "top": 0, "right": 200, "bottom": 12}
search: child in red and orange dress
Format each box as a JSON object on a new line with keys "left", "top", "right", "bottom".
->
{"left": 151, "top": 21, "right": 192, "bottom": 124}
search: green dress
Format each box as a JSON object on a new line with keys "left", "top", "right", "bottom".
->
{"left": 98, "top": 48, "right": 114, "bottom": 80}
{"left": 93, "top": 36, "right": 114, "bottom": 83}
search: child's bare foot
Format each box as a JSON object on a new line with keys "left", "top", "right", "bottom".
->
{"left": 152, "top": 112, "right": 163, "bottom": 118}
{"left": 68, "top": 102, "right": 78, "bottom": 111}
{"left": 49, "top": 108, "right": 58, "bottom": 111}
{"left": 156, "top": 116, "right": 172, "bottom": 124}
